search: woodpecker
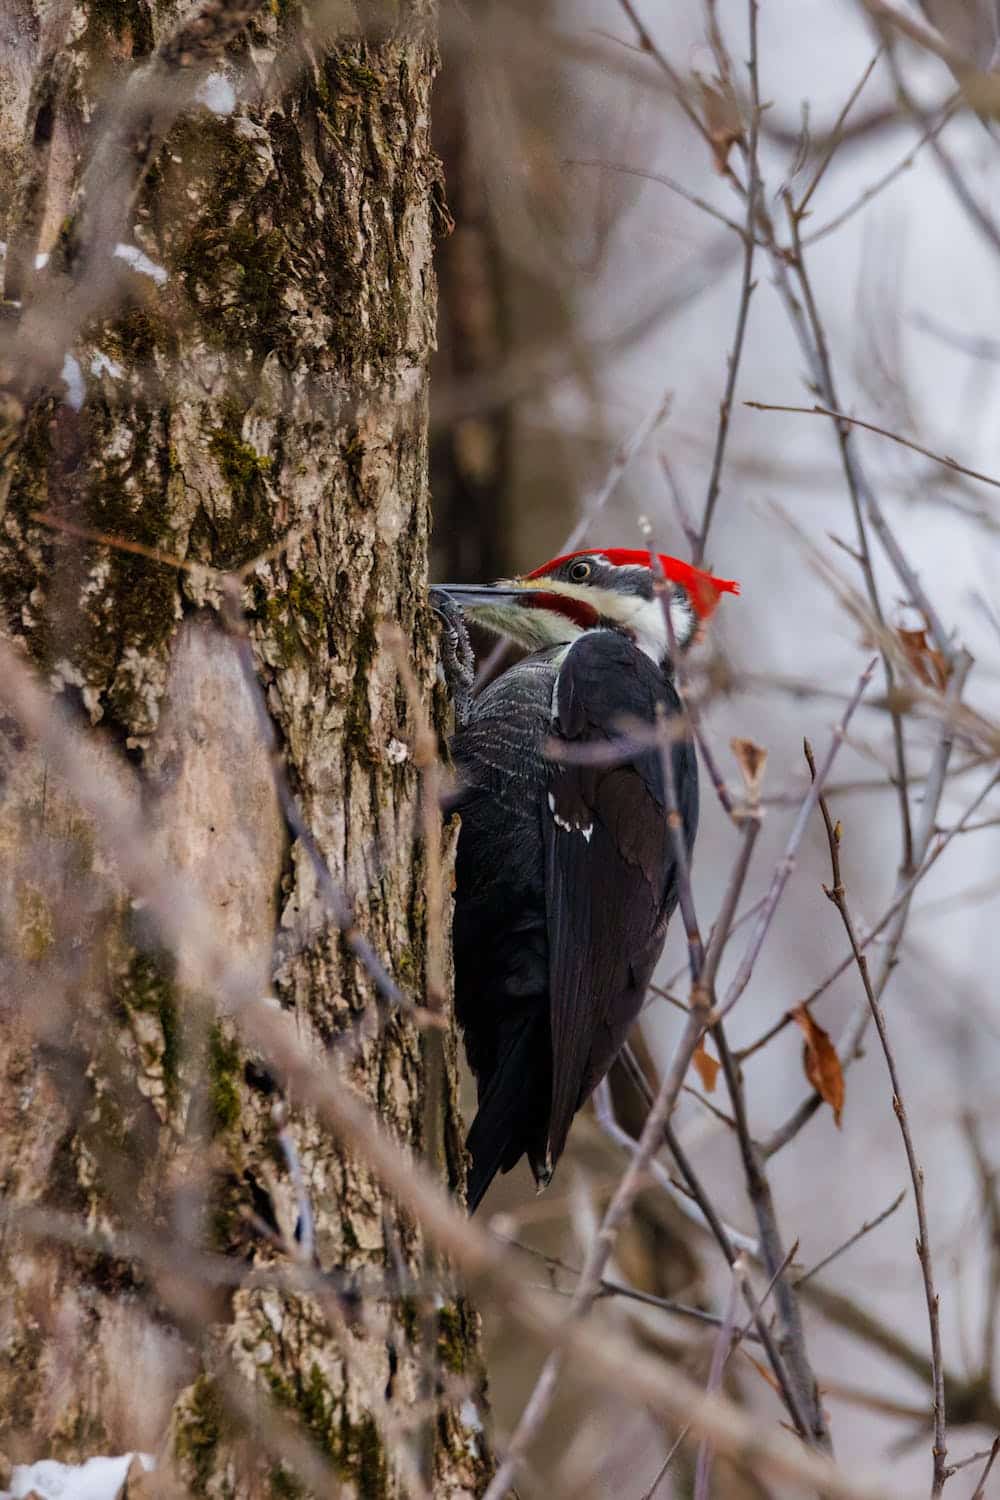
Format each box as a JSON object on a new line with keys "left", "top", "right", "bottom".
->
{"left": 433, "top": 548, "right": 738, "bottom": 1212}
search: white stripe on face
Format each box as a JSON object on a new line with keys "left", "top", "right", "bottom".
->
{"left": 540, "top": 573, "right": 696, "bottom": 661}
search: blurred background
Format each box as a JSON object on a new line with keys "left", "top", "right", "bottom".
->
{"left": 430, "top": 1, "right": 1000, "bottom": 1493}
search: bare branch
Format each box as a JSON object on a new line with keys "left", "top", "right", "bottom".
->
{"left": 794, "top": 1189, "right": 907, "bottom": 1288}
{"left": 971, "top": 1438, "right": 1000, "bottom": 1497}
{"left": 745, "top": 399, "right": 1000, "bottom": 493}
{"left": 693, "top": 1259, "right": 745, "bottom": 1500}
{"left": 803, "top": 97, "right": 957, "bottom": 245}
{"left": 796, "top": 49, "right": 883, "bottom": 218}
{"left": 715, "top": 658, "right": 877, "bottom": 1022}
{"left": 764, "top": 660, "right": 981, "bottom": 1157}
{"left": 697, "top": 0, "right": 761, "bottom": 564}
{"left": 806, "top": 741, "right": 948, "bottom": 1491}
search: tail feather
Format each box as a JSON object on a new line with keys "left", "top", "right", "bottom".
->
{"left": 465, "top": 1017, "right": 546, "bottom": 1213}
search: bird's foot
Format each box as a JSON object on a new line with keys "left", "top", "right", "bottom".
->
{"left": 529, "top": 1145, "right": 554, "bottom": 1194}
{"left": 430, "top": 587, "right": 475, "bottom": 728}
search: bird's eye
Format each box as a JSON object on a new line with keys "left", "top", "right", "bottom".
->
{"left": 569, "top": 560, "right": 592, "bottom": 582}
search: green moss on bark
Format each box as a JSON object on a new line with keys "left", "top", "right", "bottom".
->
{"left": 266, "top": 1362, "right": 389, "bottom": 1498}
{"left": 208, "top": 1024, "right": 242, "bottom": 1133}
{"left": 436, "top": 1301, "right": 471, "bottom": 1375}
{"left": 248, "top": 570, "right": 327, "bottom": 667}
{"left": 163, "top": 115, "right": 294, "bottom": 363}
{"left": 327, "top": 53, "right": 382, "bottom": 98}
{"left": 80, "top": 0, "right": 154, "bottom": 54}
{"left": 173, "top": 1375, "right": 232, "bottom": 1495}
{"left": 269, "top": 1465, "right": 305, "bottom": 1500}
{"left": 344, "top": 612, "right": 378, "bottom": 769}
{"left": 2, "top": 398, "right": 182, "bottom": 733}
{"left": 209, "top": 424, "right": 272, "bottom": 493}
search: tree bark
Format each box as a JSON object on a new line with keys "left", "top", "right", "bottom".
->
{"left": 0, "top": 1, "right": 488, "bottom": 1494}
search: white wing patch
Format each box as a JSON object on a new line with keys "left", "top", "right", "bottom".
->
{"left": 547, "top": 791, "right": 593, "bottom": 840}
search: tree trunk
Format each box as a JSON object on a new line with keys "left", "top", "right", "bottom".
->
{"left": 0, "top": 1, "right": 488, "bottom": 1494}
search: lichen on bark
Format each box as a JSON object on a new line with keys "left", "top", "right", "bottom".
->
{"left": 0, "top": 0, "right": 489, "bottom": 1492}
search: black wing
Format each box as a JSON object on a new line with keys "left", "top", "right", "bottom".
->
{"left": 543, "top": 631, "right": 697, "bottom": 1164}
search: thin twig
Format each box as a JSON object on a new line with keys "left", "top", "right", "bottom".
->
{"left": 693, "top": 1258, "right": 745, "bottom": 1500}
{"left": 610, "top": 1052, "right": 806, "bottom": 1432}
{"left": 566, "top": 158, "right": 749, "bottom": 240}
{"left": 474, "top": 387, "right": 673, "bottom": 689}
{"left": 563, "top": 389, "right": 675, "bottom": 555}
{"left": 764, "top": 661, "right": 980, "bottom": 1157}
{"left": 943, "top": 1443, "right": 1000, "bottom": 1482}
{"left": 682, "top": 1082, "right": 737, "bottom": 1129}
{"left": 787, "top": 200, "right": 952, "bottom": 660}
{"left": 796, "top": 49, "right": 882, "bottom": 217}
{"left": 884, "top": 41, "right": 1000, "bottom": 260}
{"left": 660, "top": 452, "right": 701, "bottom": 557}
{"left": 806, "top": 740, "right": 948, "bottom": 1492}
{"left": 971, "top": 1438, "right": 1000, "bottom": 1497}
{"left": 715, "top": 658, "right": 877, "bottom": 1022}
{"left": 782, "top": 209, "right": 919, "bottom": 870}
{"left": 657, "top": 894, "right": 768, "bottom": 1000}
{"left": 745, "top": 400, "right": 1000, "bottom": 493}
{"left": 716, "top": 1019, "right": 831, "bottom": 1447}
{"left": 741, "top": 764, "right": 991, "bottom": 1069}
{"left": 963, "top": 1114, "right": 1000, "bottom": 1385}
{"left": 696, "top": 0, "right": 760, "bottom": 564}
{"left": 592, "top": 1080, "right": 761, "bottom": 1257}
{"left": 510, "top": 1238, "right": 763, "bottom": 1342}
{"left": 699, "top": 812, "right": 762, "bottom": 997}
{"left": 638, "top": 1427, "right": 691, "bottom": 1500}
{"left": 659, "top": 1106, "right": 811, "bottom": 1436}
{"left": 638, "top": 1241, "right": 796, "bottom": 1500}
{"left": 795, "top": 1189, "right": 906, "bottom": 1287}
{"left": 643, "top": 512, "right": 740, "bottom": 826}
{"left": 273, "top": 1102, "right": 315, "bottom": 1263}
{"left": 642, "top": 515, "right": 706, "bottom": 977}
{"left": 803, "top": 97, "right": 957, "bottom": 245}
{"left": 616, "top": 0, "right": 724, "bottom": 160}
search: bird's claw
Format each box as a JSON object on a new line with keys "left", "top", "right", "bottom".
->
{"left": 430, "top": 587, "right": 475, "bottom": 728}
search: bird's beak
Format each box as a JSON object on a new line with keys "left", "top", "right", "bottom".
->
{"left": 432, "top": 582, "right": 544, "bottom": 608}
{"left": 431, "top": 581, "right": 551, "bottom": 649}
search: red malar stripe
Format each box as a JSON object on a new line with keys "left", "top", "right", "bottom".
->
{"left": 524, "top": 591, "right": 600, "bottom": 630}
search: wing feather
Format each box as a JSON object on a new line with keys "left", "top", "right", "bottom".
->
{"left": 543, "top": 632, "right": 696, "bottom": 1163}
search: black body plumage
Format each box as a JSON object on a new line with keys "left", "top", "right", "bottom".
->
{"left": 447, "top": 629, "right": 697, "bottom": 1212}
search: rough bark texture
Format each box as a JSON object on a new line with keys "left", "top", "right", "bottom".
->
{"left": 0, "top": 1, "right": 488, "bottom": 1493}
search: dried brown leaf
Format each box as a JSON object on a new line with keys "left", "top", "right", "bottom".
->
{"left": 730, "top": 737, "right": 768, "bottom": 799}
{"left": 790, "top": 1004, "right": 844, "bottom": 1127}
{"left": 692, "top": 1038, "right": 720, "bottom": 1093}
{"left": 698, "top": 77, "right": 744, "bottom": 174}
{"left": 898, "top": 624, "right": 950, "bottom": 692}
